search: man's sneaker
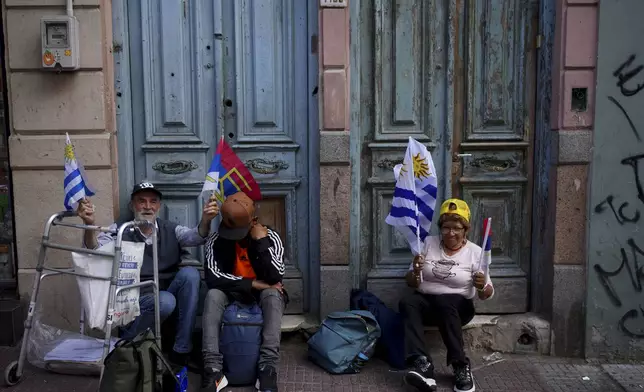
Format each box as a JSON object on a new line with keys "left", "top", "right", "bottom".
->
{"left": 255, "top": 366, "right": 278, "bottom": 392}
{"left": 200, "top": 367, "right": 228, "bottom": 392}
{"left": 453, "top": 360, "right": 475, "bottom": 392}
{"left": 403, "top": 356, "right": 437, "bottom": 392}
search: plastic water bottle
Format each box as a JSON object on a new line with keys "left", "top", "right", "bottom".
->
{"left": 351, "top": 341, "right": 377, "bottom": 372}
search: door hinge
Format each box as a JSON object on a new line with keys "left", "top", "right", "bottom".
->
{"left": 536, "top": 34, "right": 543, "bottom": 49}
{"left": 311, "top": 35, "right": 318, "bottom": 54}
{"left": 183, "top": 0, "right": 188, "bottom": 18}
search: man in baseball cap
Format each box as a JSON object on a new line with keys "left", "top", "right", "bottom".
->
{"left": 77, "top": 180, "right": 220, "bottom": 368}
{"left": 200, "top": 191, "right": 287, "bottom": 392}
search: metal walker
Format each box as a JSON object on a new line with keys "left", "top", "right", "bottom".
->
{"left": 3, "top": 211, "right": 163, "bottom": 387}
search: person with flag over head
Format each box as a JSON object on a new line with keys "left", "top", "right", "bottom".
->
{"left": 400, "top": 199, "right": 494, "bottom": 392}
{"left": 77, "top": 181, "right": 220, "bottom": 367}
{"left": 199, "top": 191, "right": 286, "bottom": 392}
{"left": 196, "top": 137, "right": 284, "bottom": 391}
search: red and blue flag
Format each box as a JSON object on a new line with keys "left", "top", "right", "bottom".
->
{"left": 201, "top": 137, "right": 262, "bottom": 201}
{"left": 478, "top": 217, "right": 492, "bottom": 272}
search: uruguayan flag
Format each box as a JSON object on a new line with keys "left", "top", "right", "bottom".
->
{"left": 64, "top": 133, "right": 95, "bottom": 210}
{"left": 385, "top": 137, "right": 438, "bottom": 255}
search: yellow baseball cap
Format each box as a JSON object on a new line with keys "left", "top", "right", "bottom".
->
{"left": 439, "top": 199, "right": 471, "bottom": 223}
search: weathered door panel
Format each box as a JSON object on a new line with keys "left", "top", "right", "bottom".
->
{"left": 220, "top": 0, "right": 310, "bottom": 314}
{"left": 454, "top": 0, "right": 537, "bottom": 313}
{"left": 128, "top": 0, "right": 310, "bottom": 314}
{"left": 358, "top": 0, "right": 536, "bottom": 314}
{"left": 359, "top": 0, "right": 450, "bottom": 309}
{"left": 128, "top": 0, "right": 218, "bottom": 263}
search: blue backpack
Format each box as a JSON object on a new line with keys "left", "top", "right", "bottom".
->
{"left": 349, "top": 289, "right": 406, "bottom": 369}
{"left": 220, "top": 302, "right": 263, "bottom": 386}
{"left": 307, "top": 310, "right": 381, "bottom": 374}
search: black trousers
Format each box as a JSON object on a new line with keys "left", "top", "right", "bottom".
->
{"left": 399, "top": 292, "right": 475, "bottom": 367}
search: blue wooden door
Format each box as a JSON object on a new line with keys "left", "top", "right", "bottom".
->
{"left": 356, "top": 0, "right": 536, "bottom": 313}
{"left": 124, "top": 0, "right": 311, "bottom": 314}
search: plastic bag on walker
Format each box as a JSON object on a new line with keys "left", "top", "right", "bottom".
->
{"left": 26, "top": 302, "right": 119, "bottom": 376}
{"left": 72, "top": 240, "right": 145, "bottom": 332}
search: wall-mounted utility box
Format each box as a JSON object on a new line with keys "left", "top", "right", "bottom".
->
{"left": 40, "top": 15, "right": 80, "bottom": 71}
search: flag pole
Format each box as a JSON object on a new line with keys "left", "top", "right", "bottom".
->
{"left": 410, "top": 141, "right": 424, "bottom": 283}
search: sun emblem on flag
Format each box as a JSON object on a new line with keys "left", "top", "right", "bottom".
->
{"left": 64, "top": 143, "right": 75, "bottom": 160}
{"left": 400, "top": 153, "right": 431, "bottom": 179}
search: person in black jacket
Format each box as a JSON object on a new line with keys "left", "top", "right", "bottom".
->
{"left": 200, "top": 191, "right": 286, "bottom": 392}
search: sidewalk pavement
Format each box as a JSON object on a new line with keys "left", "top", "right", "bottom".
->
{"left": 1, "top": 333, "right": 643, "bottom": 392}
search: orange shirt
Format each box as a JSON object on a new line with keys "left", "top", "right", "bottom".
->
{"left": 233, "top": 243, "right": 256, "bottom": 279}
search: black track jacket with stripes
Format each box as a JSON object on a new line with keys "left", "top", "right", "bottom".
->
{"left": 203, "top": 227, "right": 285, "bottom": 301}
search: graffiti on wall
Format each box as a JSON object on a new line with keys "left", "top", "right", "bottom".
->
{"left": 592, "top": 54, "right": 644, "bottom": 340}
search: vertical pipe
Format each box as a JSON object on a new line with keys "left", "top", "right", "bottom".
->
{"left": 66, "top": 0, "right": 73, "bottom": 17}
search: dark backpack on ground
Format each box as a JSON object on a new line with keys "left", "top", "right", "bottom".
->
{"left": 99, "top": 329, "right": 186, "bottom": 392}
{"left": 220, "top": 301, "right": 264, "bottom": 386}
{"left": 307, "top": 310, "right": 381, "bottom": 374}
{"left": 350, "top": 289, "right": 406, "bottom": 369}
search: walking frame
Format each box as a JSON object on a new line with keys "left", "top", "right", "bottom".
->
{"left": 3, "top": 211, "right": 163, "bottom": 387}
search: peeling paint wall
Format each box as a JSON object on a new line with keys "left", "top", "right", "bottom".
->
{"left": 586, "top": 0, "right": 644, "bottom": 359}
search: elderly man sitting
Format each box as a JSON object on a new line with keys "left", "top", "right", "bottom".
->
{"left": 78, "top": 181, "right": 219, "bottom": 366}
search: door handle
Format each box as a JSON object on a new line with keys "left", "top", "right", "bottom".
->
{"left": 452, "top": 153, "right": 472, "bottom": 162}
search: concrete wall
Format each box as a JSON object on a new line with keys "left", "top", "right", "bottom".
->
{"left": 3, "top": 0, "right": 117, "bottom": 329}
{"left": 585, "top": 0, "right": 644, "bottom": 360}
{"left": 549, "top": 0, "right": 598, "bottom": 357}
{"left": 317, "top": 4, "right": 352, "bottom": 318}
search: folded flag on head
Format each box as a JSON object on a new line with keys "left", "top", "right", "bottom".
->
{"left": 477, "top": 217, "right": 492, "bottom": 273}
{"left": 63, "top": 133, "right": 95, "bottom": 211}
{"left": 201, "top": 136, "right": 262, "bottom": 202}
{"left": 385, "top": 137, "right": 438, "bottom": 256}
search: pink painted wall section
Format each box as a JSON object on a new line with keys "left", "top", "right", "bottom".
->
{"left": 551, "top": 0, "right": 599, "bottom": 130}
{"left": 549, "top": 0, "right": 599, "bottom": 356}
{"left": 319, "top": 7, "right": 350, "bottom": 131}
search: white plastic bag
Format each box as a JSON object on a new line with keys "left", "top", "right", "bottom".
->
{"left": 72, "top": 240, "right": 145, "bottom": 331}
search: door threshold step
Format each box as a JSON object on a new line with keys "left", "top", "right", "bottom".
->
{"left": 424, "top": 313, "right": 551, "bottom": 356}
{"left": 281, "top": 314, "right": 317, "bottom": 332}
{"left": 423, "top": 315, "right": 499, "bottom": 331}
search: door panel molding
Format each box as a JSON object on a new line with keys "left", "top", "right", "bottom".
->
{"left": 233, "top": 0, "right": 296, "bottom": 143}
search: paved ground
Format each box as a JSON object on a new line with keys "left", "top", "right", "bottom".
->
{"left": 1, "top": 333, "right": 643, "bottom": 392}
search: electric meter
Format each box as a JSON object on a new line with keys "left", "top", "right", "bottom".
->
{"left": 40, "top": 16, "right": 80, "bottom": 71}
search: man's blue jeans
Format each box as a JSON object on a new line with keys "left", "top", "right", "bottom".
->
{"left": 120, "top": 266, "right": 201, "bottom": 354}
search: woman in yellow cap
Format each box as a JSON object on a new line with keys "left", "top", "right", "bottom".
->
{"left": 400, "top": 199, "right": 494, "bottom": 392}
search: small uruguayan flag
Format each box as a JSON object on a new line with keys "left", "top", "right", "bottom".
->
{"left": 385, "top": 137, "right": 438, "bottom": 255}
{"left": 64, "top": 133, "right": 95, "bottom": 210}
{"left": 478, "top": 217, "right": 493, "bottom": 273}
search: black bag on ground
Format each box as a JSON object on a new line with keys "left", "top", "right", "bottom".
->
{"left": 99, "top": 329, "right": 183, "bottom": 392}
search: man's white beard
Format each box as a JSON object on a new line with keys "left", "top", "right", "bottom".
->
{"left": 134, "top": 210, "right": 157, "bottom": 224}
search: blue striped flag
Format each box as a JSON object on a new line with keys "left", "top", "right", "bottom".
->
{"left": 478, "top": 217, "right": 492, "bottom": 273}
{"left": 385, "top": 137, "right": 438, "bottom": 255}
{"left": 64, "top": 133, "right": 95, "bottom": 210}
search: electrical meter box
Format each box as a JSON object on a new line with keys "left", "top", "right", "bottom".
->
{"left": 40, "top": 15, "right": 80, "bottom": 71}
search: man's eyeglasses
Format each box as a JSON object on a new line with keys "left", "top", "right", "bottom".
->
{"left": 440, "top": 227, "right": 464, "bottom": 235}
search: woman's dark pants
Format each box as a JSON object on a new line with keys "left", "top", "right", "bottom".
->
{"left": 399, "top": 292, "right": 475, "bottom": 367}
